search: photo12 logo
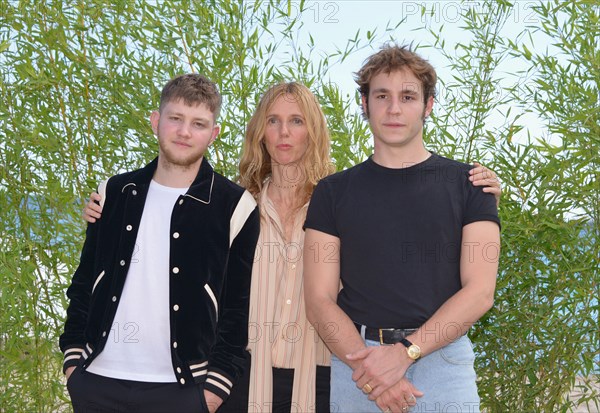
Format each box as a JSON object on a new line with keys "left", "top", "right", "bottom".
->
{"left": 399, "top": 1, "right": 540, "bottom": 24}
{"left": 108, "top": 322, "right": 140, "bottom": 343}
{"left": 269, "top": 1, "right": 340, "bottom": 24}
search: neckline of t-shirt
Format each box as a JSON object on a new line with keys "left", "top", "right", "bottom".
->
{"left": 150, "top": 179, "right": 189, "bottom": 194}
{"left": 366, "top": 152, "right": 438, "bottom": 174}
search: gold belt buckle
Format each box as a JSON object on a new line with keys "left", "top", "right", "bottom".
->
{"left": 378, "top": 328, "right": 395, "bottom": 345}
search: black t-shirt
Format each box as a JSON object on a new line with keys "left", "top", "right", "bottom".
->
{"left": 304, "top": 153, "right": 500, "bottom": 328}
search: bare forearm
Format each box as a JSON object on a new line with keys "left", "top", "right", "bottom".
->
{"left": 406, "top": 284, "right": 494, "bottom": 356}
{"left": 307, "top": 297, "right": 366, "bottom": 370}
{"left": 408, "top": 221, "right": 500, "bottom": 356}
{"left": 304, "top": 229, "right": 366, "bottom": 368}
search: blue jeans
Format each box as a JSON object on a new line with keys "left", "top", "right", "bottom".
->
{"left": 331, "top": 336, "right": 480, "bottom": 413}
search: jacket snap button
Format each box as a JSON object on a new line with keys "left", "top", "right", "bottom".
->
{"left": 172, "top": 267, "right": 179, "bottom": 274}
{"left": 126, "top": 225, "right": 132, "bottom": 231}
{"left": 173, "top": 305, "right": 179, "bottom": 311}
{"left": 173, "top": 232, "right": 180, "bottom": 239}
{"left": 180, "top": 378, "right": 185, "bottom": 384}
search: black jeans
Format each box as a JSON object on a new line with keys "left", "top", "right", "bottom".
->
{"left": 67, "top": 367, "right": 208, "bottom": 413}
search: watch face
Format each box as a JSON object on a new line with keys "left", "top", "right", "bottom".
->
{"left": 408, "top": 345, "right": 421, "bottom": 359}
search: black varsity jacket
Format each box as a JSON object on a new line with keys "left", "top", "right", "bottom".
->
{"left": 59, "top": 157, "right": 260, "bottom": 400}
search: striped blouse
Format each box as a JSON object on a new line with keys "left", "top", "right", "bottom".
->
{"left": 248, "top": 180, "right": 330, "bottom": 413}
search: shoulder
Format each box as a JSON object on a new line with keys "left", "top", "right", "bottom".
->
{"left": 318, "top": 159, "right": 368, "bottom": 186}
{"left": 427, "top": 153, "right": 473, "bottom": 184}
{"left": 212, "top": 172, "right": 248, "bottom": 196}
{"left": 309, "top": 161, "right": 369, "bottom": 210}
{"left": 103, "top": 169, "right": 136, "bottom": 189}
{"left": 430, "top": 153, "right": 470, "bottom": 171}
{"left": 213, "top": 171, "right": 244, "bottom": 191}
{"left": 103, "top": 160, "right": 155, "bottom": 192}
{"left": 99, "top": 159, "right": 158, "bottom": 206}
{"left": 101, "top": 166, "right": 146, "bottom": 201}
{"left": 213, "top": 172, "right": 257, "bottom": 207}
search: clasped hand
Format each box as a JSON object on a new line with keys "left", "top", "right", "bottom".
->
{"left": 347, "top": 346, "right": 423, "bottom": 411}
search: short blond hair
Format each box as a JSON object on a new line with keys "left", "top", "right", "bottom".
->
{"left": 159, "top": 73, "right": 222, "bottom": 119}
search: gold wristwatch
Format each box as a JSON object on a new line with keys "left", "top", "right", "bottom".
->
{"left": 399, "top": 338, "right": 421, "bottom": 360}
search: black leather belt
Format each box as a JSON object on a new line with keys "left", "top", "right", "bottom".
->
{"left": 354, "top": 322, "right": 418, "bottom": 345}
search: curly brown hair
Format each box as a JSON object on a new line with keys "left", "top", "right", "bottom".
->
{"left": 354, "top": 44, "right": 437, "bottom": 118}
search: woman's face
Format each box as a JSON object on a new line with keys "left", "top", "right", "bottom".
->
{"left": 263, "top": 94, "right": 310, "bottom": 167}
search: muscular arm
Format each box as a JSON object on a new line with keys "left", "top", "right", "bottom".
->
{"left": 407, "top": 220, "right": 500, "bottom": 355}
{"left": 361, "top": 220, "right": 500, "bottom": 402}
{"left": 305, "top": 228, "right": 424, "bottom": 409}
{"left": 303, "top": 229, "right": 365, "bottom": 369}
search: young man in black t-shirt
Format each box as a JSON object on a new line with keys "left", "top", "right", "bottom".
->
{"left": 304, "top": 45, "right": 501, "bottom": 413}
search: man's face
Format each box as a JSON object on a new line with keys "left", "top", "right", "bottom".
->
{"left": 151, "top": 99, "right": 219, "bottom": 170}
{"left": 362, "top": 69, "right": 434, "bottom": 151}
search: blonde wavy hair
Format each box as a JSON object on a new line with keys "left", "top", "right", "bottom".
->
{"left": 238, "top": 82, "right": 335, "bottom": 205}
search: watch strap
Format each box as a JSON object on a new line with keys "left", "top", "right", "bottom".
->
{"left": 399, "top": 338, "right": 413, "bottom": 348}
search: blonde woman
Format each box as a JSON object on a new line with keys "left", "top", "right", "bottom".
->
{"left": 236, "top": 83, "right": 336, "bottom": 413}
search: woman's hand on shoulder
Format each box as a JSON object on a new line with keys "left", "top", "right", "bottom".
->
{"left": 469, "top": 162, "right": 502, "bottom": 207}
{"left": 83, "top": 192, "right": 103, "bottom": 223}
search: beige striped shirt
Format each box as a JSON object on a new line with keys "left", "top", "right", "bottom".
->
{"left": 248, "top": 181, "right": 330, "bottom": 413}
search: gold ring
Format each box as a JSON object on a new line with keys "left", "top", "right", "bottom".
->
{"left": 362, "top": 383, "right": 373, "bottom": 394}
{"left": 384, "top": 409, "right": 391, "bottom": 413}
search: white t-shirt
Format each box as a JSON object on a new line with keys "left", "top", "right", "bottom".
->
{"left": 87, "top": 180, "right": 187, "bottom": 382}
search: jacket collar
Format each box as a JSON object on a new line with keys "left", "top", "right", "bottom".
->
{"left": 124, "top": 156, "right": 215, "bottom": 204}
{"left": 185, "top": 157, "right": 215, "bottom": 204}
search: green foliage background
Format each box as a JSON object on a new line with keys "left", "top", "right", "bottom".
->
{"left": 0, "top": 1, "right": 597, "bottom": 412}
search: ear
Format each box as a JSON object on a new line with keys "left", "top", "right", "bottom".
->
{"left": 150, "top": 111, "right": 160, "bottom": 135}
{"left": 209, "top": 124, "right": 220, "bottom": 146}
{"left": 424, "top": 96, "right": 434, "bottom": 118}
{"left": 361, "top": 95, "right": 369, "bottom": 118}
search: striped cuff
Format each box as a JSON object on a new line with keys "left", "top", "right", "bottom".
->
{"left": 190, "top": 361, "right": 208, "bottom": 379}
{"left": 62, "top": 346, "right": 84, "bottom": 373}
{"left": 204, "top": 369, "right": 233, "bottom": 401}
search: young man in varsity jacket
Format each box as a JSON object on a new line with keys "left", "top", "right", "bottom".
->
{"left": 60, "top": 74, "right": 260, "bottom": 413}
